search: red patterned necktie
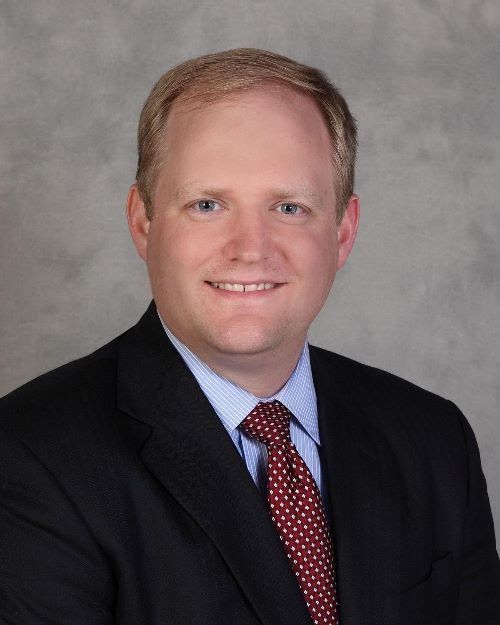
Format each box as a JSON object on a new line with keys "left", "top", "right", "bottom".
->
{"left": 241, "top": 400, "right": 339, "bottom": 625}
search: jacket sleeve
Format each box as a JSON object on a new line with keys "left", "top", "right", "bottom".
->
{"left": 452, "top": 404, "right": 500, "bottom": 623}
{"left": 0, "top": 425, "right": 114, "bottom": 624}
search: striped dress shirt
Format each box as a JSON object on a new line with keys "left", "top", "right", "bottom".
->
{"left": 160, "top": 316, "right": 325, "bottom": 499}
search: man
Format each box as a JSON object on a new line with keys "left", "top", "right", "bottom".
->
{"left": 0, "top": 48, "right": 498, "bottom": 625}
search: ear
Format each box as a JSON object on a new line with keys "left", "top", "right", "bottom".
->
{"left": 126, "top": 184, "right": 150, "bottom": 262}
{"left": 336, "top": 194, "right": 360, "bottom": 271}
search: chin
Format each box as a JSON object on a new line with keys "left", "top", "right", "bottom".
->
{"left": 204, "top": 324, "right": 287, "bottom": 357}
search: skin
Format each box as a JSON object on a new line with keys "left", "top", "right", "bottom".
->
{"left": 127, "top": 86, "right": 359, "bottom": 397}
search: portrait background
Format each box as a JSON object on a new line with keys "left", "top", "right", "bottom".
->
{"left": 1, "top": 0, "right": 499, "bottom": 543}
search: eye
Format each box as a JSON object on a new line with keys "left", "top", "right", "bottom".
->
{"left": 196, "top": 199, "right": 219, "bottom": 212}
{"left": 278, "top": 202, "right": 302, "bottom": 215}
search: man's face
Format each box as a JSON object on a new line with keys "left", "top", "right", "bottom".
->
{"left": 128, "top": 87, "right": 358, "bottom": 365}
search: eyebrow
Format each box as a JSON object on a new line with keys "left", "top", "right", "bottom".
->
{"left": 173, "top": 182, "right": 323, "bottom": 205}
{"left": 269, "top": 187, "right": 323, "bottom": 204}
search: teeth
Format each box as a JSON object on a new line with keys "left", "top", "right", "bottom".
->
{"left": 210, "top": 282, "right": 276, "bottom": 292}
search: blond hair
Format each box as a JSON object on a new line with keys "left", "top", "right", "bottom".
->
{"left": 136, "top": 48, "right": 357, "bottom": 223}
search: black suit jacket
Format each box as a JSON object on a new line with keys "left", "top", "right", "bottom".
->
{"left": 1, "top": 303, "right": 499, "bottom": 624}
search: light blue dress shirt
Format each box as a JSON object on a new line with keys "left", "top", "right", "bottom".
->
{"left": 159, "top": 316, "right": 325, "bottom": 499}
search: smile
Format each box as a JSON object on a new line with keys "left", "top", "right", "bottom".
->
{"left": 209, "top": 282, "right": 277, "bottom": 292}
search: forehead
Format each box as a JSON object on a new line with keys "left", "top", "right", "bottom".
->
{"left": 165, "top": 84, "right": 331, "bottom": 148}
{"left": 154, "top": 86, "right": 335, "bottom": 203}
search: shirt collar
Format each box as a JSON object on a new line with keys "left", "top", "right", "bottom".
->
{"left": 159, "top": 314, "right": 320, "bottom": 445}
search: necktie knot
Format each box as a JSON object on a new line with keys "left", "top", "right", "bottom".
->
{"left": 241, "top": 400, "right": 292, "bottom": 448}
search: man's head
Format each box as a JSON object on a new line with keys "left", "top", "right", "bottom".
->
{"left": 127, "top": 49, "right": 359, "bottom": 387}
{"left": 135, "top": 48, "right": 357, "bottom": 224}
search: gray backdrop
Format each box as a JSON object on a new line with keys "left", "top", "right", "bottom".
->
{"left": 1, "top": 0, "right": 499, "bottom": 544}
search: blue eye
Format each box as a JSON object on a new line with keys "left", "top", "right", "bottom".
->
{"left": 197, "top": 199, "right": 217, "bottom": 212}
{"left": 279, "top": 203, "right": 301, "bottom": 215}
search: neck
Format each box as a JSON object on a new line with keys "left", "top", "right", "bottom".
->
{"left": 185, "top": 340, "right": 304, "bottom": 397}
{"left": 205, "top": 347, "right": 304, "bottom": 398}
{"left": 158, "top": 314, "right": 306, "bottom": 397}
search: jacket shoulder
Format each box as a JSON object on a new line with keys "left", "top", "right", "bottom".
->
{"left": 0, "top": 333, "right": 124, "bottom": 443}
{"left": 309, "top": 343, "right": 458, "bottom": 421}
{"left": 310, "top": 343, "right": 446, "bottom": 393}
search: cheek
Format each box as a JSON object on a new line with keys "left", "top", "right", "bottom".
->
{"left": 147, "top": 221, "right": 213, "bottom": 284}
{"left": 295, "top": 229, "right": 338, "bottom": 278}
{"left": 294, "top": 234, "right": 339, "bottom": 313}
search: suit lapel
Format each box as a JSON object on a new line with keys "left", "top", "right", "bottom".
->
{"left": 116, "top": 304, "right": 312, "bottom": 625}
{"left": 311, "top": 347, "right": 401, "bottom": 625}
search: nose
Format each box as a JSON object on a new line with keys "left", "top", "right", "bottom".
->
{"left": 222, "top": 208, "right": 271, "bottom": 263}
